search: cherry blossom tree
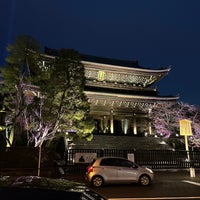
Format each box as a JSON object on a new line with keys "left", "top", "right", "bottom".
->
{"left": 151, "top": 101, "right": 200, "bottom": 148}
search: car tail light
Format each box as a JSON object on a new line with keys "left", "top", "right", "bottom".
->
{"left": 87, "top": 166, "right": 93, "bottom": 174}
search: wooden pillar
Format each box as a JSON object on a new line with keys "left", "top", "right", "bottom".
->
{"left": 122, "top": 118, "right": 129, "bottom": 134}
{"left": 133, "top": 113, "right": 137, "bottom": 135}
{"left": 110, "top": 109, "right": 114, "bottom": 134}
{"left": 103, "top": 115, "right": 108, "bottom": 133}
{"left": 100, "top": 117, "right": 103, "bottom": 132}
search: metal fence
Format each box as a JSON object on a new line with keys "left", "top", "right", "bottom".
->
{"left": 65, "top": 149, "right": 200, "bottom": 171}
{"left": 1, "top": 148, "right": 200, "bottom": 176}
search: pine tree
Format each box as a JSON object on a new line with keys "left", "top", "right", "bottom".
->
{"left": 0, "top": 35, "right": 40, "bottom": 146}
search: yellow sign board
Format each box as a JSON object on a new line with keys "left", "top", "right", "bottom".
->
{"left": 179, "top": 119, "right": 192, "bottom": 136}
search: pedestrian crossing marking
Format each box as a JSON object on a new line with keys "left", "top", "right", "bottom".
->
{"left": 182, "top": 180, "right": 200, "bottom": 186}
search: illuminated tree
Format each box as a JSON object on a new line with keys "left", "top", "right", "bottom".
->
{"left": 25, "top": 48, "right": 94, "bottom": 149}
{"left": 1, "top": 35, "right": 94, "bottom": 148}
{"left": 151, "top": 102, "right": 176, "bottom": 138}
{"left": 0, "top": 35, "right": 40, "bottom": 146}
{"left": 151, "top": 101, "right": 200, "bottom": 148}
{"left": 0, "top": 35, "right": 94, "bottom": 175}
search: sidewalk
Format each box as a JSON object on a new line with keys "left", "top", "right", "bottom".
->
{"left": 154, "top": 168, "right": 200, "bottom": 181}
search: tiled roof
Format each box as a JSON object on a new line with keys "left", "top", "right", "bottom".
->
{"left": 44, "top": 46, "right": 143, "bottom": 68}
{"left": 81, "top": 54, "right": 140, "bottom": 68}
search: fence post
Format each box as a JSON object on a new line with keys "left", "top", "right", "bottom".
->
{"left": 127, "top": 153, "right": 135, "bottom": 162}
{"left": 100, "top": 149, "right": 104, "bottom": 157}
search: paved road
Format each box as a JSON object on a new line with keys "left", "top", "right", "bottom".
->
{"left": 91, "top": 169, "right": 200, "bottom": 199}
{"left": 66, "top": 168, "right": 200, "bottom": 199}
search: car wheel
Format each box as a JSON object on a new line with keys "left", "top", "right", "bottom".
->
{"left": 139, "top": 174, "right": 150, "bottom": 186}
{"left": 92, "top": 176, "right": 104, "bottom": 187}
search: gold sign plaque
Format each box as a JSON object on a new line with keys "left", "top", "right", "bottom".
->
{"left": 179, "top": 119, "right": 192, "bottom": 136}
{"left": 97, "top": 70, "right": 105, "bottom": 81}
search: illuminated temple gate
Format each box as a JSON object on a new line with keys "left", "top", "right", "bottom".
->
{"left": 44, "top": 47, "right": 178, "bottom": 136}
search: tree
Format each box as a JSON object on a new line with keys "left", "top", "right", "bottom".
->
{"left": 0, "top": 35, "right": 94, "bottom": 149}
{"left": 0, "top": 35, "right": 40, "bottom": 146}
{"left": 1, "top": 35, "right": 95, "bottom": 176}
{"left": 25, "top": 48, "right": 94, "bottom": 149}
{"left": 151, "top": 101, "right": 200, "bottom": 148}
{"left": 151, "top": 102, "right": 176, "bottom": 138}
{"left": 26, "top": 48, "right": 94, "bottom": 176}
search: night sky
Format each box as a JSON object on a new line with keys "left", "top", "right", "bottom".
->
{"left": 1, "top": 0, "right": 200, "bottom": 106}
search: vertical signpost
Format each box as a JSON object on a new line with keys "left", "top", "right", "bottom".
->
{"left": 179, "top": 119, "right": 195, "bottom": 177}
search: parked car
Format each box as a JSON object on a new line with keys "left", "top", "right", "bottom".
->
{"left": 0, "top": 176, "right": 106, "bottom": 200}
{"left": 85, "top": 157, "right": 154, "bottom": 187}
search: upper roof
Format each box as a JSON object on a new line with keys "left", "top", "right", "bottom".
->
{"left": 44, "top": 47, "right": 169, "bottom": 71}
{"left": 80, "top": 54, "right": 140, "bottom": 68}
{"left": 44, "top": 46, "right": 140, "bottom": 68}
{"left": 42, "top": 46, "right": 172, "bottom": 90}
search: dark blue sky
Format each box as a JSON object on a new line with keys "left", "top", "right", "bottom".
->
{"left": 1, "top": 0, "right": 200, "bottom": 106}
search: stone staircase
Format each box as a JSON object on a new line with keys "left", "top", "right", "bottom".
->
{"left": 70, "top": 135, "right": 172, "bottom": 150}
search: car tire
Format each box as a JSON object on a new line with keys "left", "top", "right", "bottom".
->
{"left": 139, "top": 174, "right": 150, "bottom": 186}
{"left": 92, "top": 176, "right": 104, "bottom": 187}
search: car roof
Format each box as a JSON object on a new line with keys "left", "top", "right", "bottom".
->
{"left": 92, "top": 157, "right": 137, "bottom": 165}
{"left": 95, "top": 156, "right": 132, "bottom": 161}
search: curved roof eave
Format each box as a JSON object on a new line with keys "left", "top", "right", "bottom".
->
{"left": 85, "top": 91, "right": 179, "bottom": 101}
{"left": 41, "top": 51, "right": 171, "bottom": 74}
{"left": 82, "top": 60, "right": 171, "bottom": 74}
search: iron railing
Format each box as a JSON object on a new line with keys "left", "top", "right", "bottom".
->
{"left": 65, "top": 148, "right": 200, "bottom": 170}
{"left": 1, "top": 148, "right": 200, "bottom": 176}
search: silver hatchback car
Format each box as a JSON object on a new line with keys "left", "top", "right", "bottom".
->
{"left": 85, "top": 157, "right": 154, "bottom": 187}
